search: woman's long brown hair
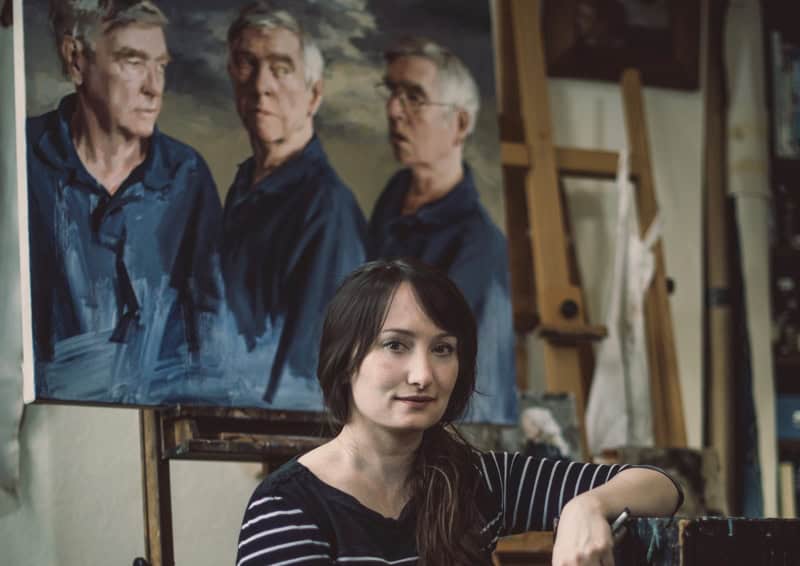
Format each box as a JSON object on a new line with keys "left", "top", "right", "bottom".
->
{"left": 317, "top": 258, "right": 486, "bottom": 564}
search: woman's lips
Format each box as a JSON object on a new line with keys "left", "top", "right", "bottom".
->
{"left": 395, "top": 395, "right": 435, "bottom": 405}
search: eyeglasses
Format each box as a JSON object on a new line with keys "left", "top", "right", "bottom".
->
{"left": 374, "top": 80, "right": 454, "bottom": 112}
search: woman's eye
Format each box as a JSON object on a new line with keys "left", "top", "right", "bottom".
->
{"left": 432, "top": 343, "right": 455, "bottom": 356}
{"left": 383, "top": 340, "right": 407, "bottom": 353}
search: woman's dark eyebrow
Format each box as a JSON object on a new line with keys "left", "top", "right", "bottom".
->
{"left": 381, "top": 328, "right": 415, "bottom": 337}
{"left": 381, "top": 328, "right": 456, "bottom": 340}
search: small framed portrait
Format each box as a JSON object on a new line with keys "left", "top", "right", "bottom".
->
{"left": 516, "top": 392, "right": 581, "bottom": 461}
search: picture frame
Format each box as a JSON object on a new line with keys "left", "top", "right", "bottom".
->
{"left": 515, "top": 392, "right": 581, "bottom": 461}
{"left": 543, "top": 0, "right": 700, "bottom": 90}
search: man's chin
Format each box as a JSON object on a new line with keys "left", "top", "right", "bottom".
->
{"left": 392, "top": 146, "right": 414, "bottom": 164}
{"left": 243, "top": 121, "right": 279, "bottom": 143}
{"left": 122, "top": 122, "right": 157, "bottom": 140}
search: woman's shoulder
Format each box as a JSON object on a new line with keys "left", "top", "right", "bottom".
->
{"left": 243, "top": 459, "right": 320, "bottom": 512}
{"left": 248, "top": 453, "right": 353, "bottom": 515}
{"left": 473, "top": 450, "right": 526, "bottom": 470}
{"left": 238, "top": 460, "right": 336, "bottom": 564}
{"left": 253, "top": 458, "right": 319, "bottom": 496}
{"left": 241, "top": 459, "right": 337, "bottom": 537}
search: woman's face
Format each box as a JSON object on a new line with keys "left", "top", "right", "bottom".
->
{"left": 348, "top": 282, "right": 459, "bottom": 434}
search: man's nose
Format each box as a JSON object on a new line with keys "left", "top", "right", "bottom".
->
{"left": 253, "top": 63, "right": 278, "bottom": 94}
{"left": 386, "top": 92, "right": 407, "bottom": 120}
{"left": 142, "top": 63, "right": 164, "bottom": 97}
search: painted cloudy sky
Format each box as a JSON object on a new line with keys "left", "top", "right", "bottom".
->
{"left": 22, "top": 0, "right": 504, "bottom": 226}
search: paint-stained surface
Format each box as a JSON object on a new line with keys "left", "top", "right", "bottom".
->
{"left": 616, "top": 517, "right": 800, "bottom": 565}
{"left": 27, "top": 96, "right": 224, "bottom": 404}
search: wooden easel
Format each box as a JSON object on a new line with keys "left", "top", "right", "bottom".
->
{"left": 137, "top": 2, "right": 687, "bottom": 564}
{"left": 138, "top": 407, "right": 329, "bottom": 566}
{"left": 497, "top": 0, "right": 687, "bottom": 455}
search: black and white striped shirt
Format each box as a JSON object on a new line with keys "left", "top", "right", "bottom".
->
{"left": 236, "top": 451, "right": 681, "bottom": 565}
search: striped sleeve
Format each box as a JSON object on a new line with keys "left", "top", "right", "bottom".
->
{"left": 478, "top": 451, "right": 630, "bottom": 533}
{"left": 236, "top": 492, "right": 332, "bottom": 566}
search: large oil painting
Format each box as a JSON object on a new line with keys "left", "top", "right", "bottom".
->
{"left": 15, "top": 0, "right": 517, "bottom": 423}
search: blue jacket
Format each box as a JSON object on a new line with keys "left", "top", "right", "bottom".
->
{"left": 222, "top": 135, "right": 367, "bottom": 404}
{"left": 368, "top": 165, "right": 518, "bottom": 424}
{"left": 26, "top": 95, "right": 223, "bottom": 403}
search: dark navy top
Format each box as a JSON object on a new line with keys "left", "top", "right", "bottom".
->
{"left": 221, "top": 135, "right": 367, "bottom": 404}
{"left": 368, "top": 166, "right": 517, "bottom": 424}
{"left": 236, "top": 452, "right": 685, "bottom": 565}
{"left": 26, "top": 94, "right": 223, "bottom": 404}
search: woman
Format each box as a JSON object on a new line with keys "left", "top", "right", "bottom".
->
{"left": 236, "top": 259, "right": 682, "bottom": 565}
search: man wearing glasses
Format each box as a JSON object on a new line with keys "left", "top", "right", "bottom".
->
{"left": 368, "top": 37, "right": 517, "bottom": 424}
{"left": 221, "top": 3, "right": 366, "bottom": 406}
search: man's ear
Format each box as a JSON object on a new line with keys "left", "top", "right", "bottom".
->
{"left": 454, "top": 108, "right": 470, "bottom": 146}
{"left": 308, "top": 79, "right": 324, "bottom": 117}
{"left": 60, "top": 35, "right": 86, "bottom": 86}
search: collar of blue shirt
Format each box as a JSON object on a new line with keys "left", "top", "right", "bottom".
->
{"left": 229, "top": 134, "right": 327, "bottom": 203}
{"left": 33, "top": 93, "right": 181, "bottom": 193}
{"left": 390, "top": 163, "right": 481, "bottom": 227}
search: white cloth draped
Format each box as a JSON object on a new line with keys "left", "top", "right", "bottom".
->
{"left": 586, "top": 150, "right": 656, "bottom": 454}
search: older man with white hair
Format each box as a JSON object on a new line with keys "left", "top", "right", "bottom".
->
{"left": 368, "top": 37, "right": 516, "bottom": 424}
{"left": 221, "top": 2, "right": 366, "bottom": 404}
{"left": 26, "top": 0, "right": 222, "bottom": 404}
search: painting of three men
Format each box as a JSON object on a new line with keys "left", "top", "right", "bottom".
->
{"left": 16, "top": 0, "right": 518, "bottom": 424}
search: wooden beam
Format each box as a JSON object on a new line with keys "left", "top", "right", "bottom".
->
{"left": 510, "top": 0, "right": 589, "bottom": 457}
{"left": 703, "top": 0, "right": 732, "bottom": 513}
{"left": 538, "top": 322, "right": 608, "bottom": 343}
{"left": 501, "top": 142, "right": 530, "bottom": 167}
{"left": 502, "top": 143, "right": 628, "bottom": 180}
{"left": 621, "top": 69, "right": 687, "bottom": 448}
{"left": 140, "top": 409, "right": 174, "bottom": 566}
{"left": 160, "top": 407, "right": 329, "bottom": 463}
{"left": 557, "top": 148, "right": 623, "bottom": 179}
{"left": 493, "top": 531, "right": 553, "bottom": 565}
{"left": 511, "top": 0, "right": 574, "bottom": 310}
{"left": 496, "top": 0, "right": 539, "bottom": 359}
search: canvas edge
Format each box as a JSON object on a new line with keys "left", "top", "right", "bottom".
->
{"left": 13, "top": 0, "right": 34, "bottom": 404}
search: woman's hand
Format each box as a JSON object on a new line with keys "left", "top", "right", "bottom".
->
{"left": 551, "top": 492, "right": 615, "bottom": 566}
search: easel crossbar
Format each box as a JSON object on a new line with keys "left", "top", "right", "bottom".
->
{"left": 502, "top": 143, "right": 639, "bottom": 181}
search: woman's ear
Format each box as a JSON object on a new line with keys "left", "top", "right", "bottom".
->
{"left": 60, "top": 35, "right": 86, "bottom": 86}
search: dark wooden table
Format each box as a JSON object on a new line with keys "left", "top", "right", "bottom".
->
{"left": 494, "top": 517, "right": 800, "bottom": 566}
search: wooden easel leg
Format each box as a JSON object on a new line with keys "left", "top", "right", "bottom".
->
{"left": 140, "top": 409, "right": 175, "bottom": 566}
{"left": 542, "top": 343, "right": 590, "bottom": 459}
{"left": 621, "top": 70, "right": 687, "bottom": 448}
